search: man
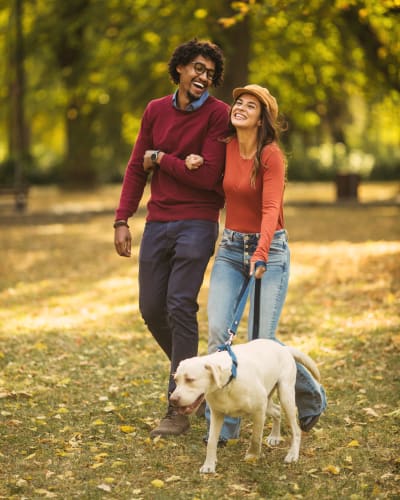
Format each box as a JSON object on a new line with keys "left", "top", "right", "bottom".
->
{"left": 114, "top": 39, "right": 229, "bottom": 437}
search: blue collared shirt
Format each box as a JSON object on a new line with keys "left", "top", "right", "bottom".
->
{"left": 172, "top": 89, "right": 209, "bottom": 111}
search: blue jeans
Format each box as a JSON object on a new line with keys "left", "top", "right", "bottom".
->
{"left": 138, "top": 220, "right": 218, "bottom": 398}
{"left": 206, "top": 228, "right": 327, "bottom": 440}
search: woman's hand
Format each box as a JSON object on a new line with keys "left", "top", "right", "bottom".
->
{"left": 250, "top": 261, "right": 266, "bottom": 279}
{"left": 185, "top": 154, "right": 204, "bottom": 170}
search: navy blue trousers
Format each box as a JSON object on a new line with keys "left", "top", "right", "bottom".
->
{"left": 138, "top": 220, "right": 218, "bottom": 397}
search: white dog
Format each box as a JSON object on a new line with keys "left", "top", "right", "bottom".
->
{"left": 169, "top": 339, "right": 320, "bottom": 473}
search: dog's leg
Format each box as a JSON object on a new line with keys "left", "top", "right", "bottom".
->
{"left": 245, "top": 405, "right": 266, "bottom": 462}
{"left": 200, "top": 408, "right": 224, "bottom": 474}
{"left": 266, "top": 399, "right": 281, "bottom": 446}
{"left": 279, "top": 383, "right": 301, "bottom": 463}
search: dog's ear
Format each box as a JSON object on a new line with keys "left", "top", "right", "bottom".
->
{"left": 205, "top": 363, "right": 224, "bottom": 389}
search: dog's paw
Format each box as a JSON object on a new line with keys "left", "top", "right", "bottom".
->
{"left": 284, "top": 450, "right": 299, "bottom": 463}
{"left": 200, "top": 462, "right": 216, "bottom": 474}
{"left": 266, "top": 433, "right": 281, "bottom": 446}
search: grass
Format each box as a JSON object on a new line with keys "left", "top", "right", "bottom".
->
{"left": 0, "top": 183, "right": 399, "bottom": 499}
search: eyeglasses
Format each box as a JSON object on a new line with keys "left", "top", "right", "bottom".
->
{"left": 191, "top": 61, "right": 215, "bottom": 81}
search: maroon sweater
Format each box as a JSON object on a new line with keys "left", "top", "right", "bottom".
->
{"left": 115, "top": 95, "right": 229, "bottom": 222}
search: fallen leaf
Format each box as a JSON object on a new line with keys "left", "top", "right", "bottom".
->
{"left": 230, "top": 484, "right": 251, "bottom": 492}
{"left": 33, "top": 489, "right": 57, "bottom": 498}
{"left": 111, "top": 460, "right": 125, "bottom": 468}
{"left": 384, "top": 408, "right": 400, "bottom": 418}
{"left": 90, "top": 462, "right": 105, "bottom": 469}
{"left": 322, "top": 465, "right": 340, "bottom": 475}
{"left": 92, "top": 419, "right": 105, "bottom": 426}
{"left": 120, "top": 425, "right": 135, "bottom": 434}
{"left": 103, "top": 404, "right": 116, "bottom": 412}
{"left": 363, "top": 407, "right": 379, "bottom": 417}
{"left": 347, "top": 439, "right": 360, "bottom": 447}
{"left": 97, "top": 483, "right": 111, "bottom": 492}
{"left": 165, "top": 475, "right": 181, "bottom": 483}
{"left": 151, "top": 479, "right": 164, "bottom": 488}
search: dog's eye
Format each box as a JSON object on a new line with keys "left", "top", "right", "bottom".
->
{"left": 184, "top": 376, "right": 195, "bottom": 384}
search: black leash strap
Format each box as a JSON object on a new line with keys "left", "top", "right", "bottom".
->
{"left": 252, "top": 277, "right": 261, "bottom": 340}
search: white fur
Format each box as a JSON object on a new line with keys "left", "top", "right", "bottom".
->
{"left": 169, "top": 338, "right": 320, "bottom": 473}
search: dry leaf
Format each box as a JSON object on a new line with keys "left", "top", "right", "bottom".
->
{"left": 90, "top": 462, "right": 104, "bottom": 469}
{"left": 384, "top": 408, "right": 400, "bottom": 418}
{"left": 363, "top": 407, "right": 379, "bottom": 417}
{"left": 103, "top": 403, "right": 116, "bottom": 412}
{"left": 120, "top": 425, "right": 135, "bottom": 433}
{"left": 33, "top": 489, "right": 58, "bottom": 498}
{"left": 111, "top": 460, "right": 125, "bottom": 468}
{"left": 165, "top": 475, "right": 181, "bottom": 483}
{"left": 97, "top": 483, "right": 111, "bottom": 492}
{"left": 322, "top": 465, "right": 340, "bottom": 475}
{"left": 151, "top": 479, "right": 164, "bottom": 488}
{"left": 347, "top": 439, "right": 360, "bottom": 447}
{"left": 92, "top": 419, "right": 105, "bottom": 426}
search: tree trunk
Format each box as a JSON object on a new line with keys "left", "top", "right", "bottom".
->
{"left": 55, "top": 0, "right": 96, "bottom": 187}
{"left": 63, "top": 103, "right": 97, "bottom": 187}
{"left": 7, "top": 0, "right": 29, "bottom": 210}
{"left": 208, "top": 1, "right": 251, "bottom": 104}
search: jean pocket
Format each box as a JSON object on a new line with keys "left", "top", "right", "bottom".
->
{"left": 269, "top": 239, "right": 285, "bottom": 254}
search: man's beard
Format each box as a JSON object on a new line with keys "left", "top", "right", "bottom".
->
{"left": 186, "top": 90, "right": 197, "bottom": 102}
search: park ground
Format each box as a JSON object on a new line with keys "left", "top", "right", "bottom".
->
{"left": 0, "top": 182, "right": 399, "bottom": 499}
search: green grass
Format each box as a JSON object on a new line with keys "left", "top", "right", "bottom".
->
{"left": 0, "top": 183, "right": 399, "bottom": 499}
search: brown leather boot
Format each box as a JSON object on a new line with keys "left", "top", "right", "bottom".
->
{"left": 150, "top": 406, "right": 190, "bottom": 437}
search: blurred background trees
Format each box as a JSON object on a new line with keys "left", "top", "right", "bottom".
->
{"left": 1, "top": 0, "right": 399, "bottom": 187}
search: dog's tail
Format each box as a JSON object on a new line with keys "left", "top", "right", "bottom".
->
{"left": 288, "top": 347, "right": 321, "bottom": 382}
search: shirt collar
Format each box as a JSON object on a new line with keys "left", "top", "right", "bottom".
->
{"left": 172, "top": 89, "right": 209, "bottom": 111}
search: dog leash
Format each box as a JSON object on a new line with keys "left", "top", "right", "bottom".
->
{"left": 253, "top": 273, "right": 261, "bottom": 340}
{"left": 217, "top": 266, "right": 263, "bottom": 382}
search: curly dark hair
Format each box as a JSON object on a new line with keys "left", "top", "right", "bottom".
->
{"left": 168, "top": 39, "right": 224, "bottom": 87}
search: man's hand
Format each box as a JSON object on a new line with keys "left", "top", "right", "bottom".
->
{"left": 185, "top": 154, "right": 204, "bottom": 170}
{"left": 143, "top": 150, "right": 156, "bottom": 172}
{"left": 114, "top": 226, "right": 132, "bottom": 257}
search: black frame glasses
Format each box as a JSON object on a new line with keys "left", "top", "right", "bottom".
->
{"left": 191, "top": 61, "right": 215, "bottom": 81}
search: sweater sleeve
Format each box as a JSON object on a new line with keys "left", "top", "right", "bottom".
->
{"left": 158, "top": 105, "right": 228, "bottom": 191}
{"left": 251, "top": 146, "right": 285, "bottom": 263}
{"left": 114, "top": 107, "right": 152, "bottom": 221}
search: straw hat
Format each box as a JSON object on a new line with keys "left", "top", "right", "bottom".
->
{"left": 232, "top": 84, "right": 278, "bottom": 120}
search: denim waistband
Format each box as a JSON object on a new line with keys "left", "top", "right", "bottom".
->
{"left": 223, "top": 228, "right": 288, "bottom": 242}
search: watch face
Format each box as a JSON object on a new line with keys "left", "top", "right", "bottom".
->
{"left": 151, "top": 151, "right": 158, "bottom": 161}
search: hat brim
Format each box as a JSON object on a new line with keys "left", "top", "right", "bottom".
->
{"left": 232, "top": 87, "right": 257, "bottom": 101}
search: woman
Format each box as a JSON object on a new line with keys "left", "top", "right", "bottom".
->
{"left": 187, "top": 84, "right": 326, "bottom": 444}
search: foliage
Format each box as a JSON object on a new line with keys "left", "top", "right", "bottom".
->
{"left": 0, "top": 184, "right": 399, "bottom": 498}
{"left": 0, "top": 0, "right": 399, "bottom": 185}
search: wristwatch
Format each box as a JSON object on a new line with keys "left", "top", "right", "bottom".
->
{"left": 151, "top": 150, "right": 160, "bottom": 163}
